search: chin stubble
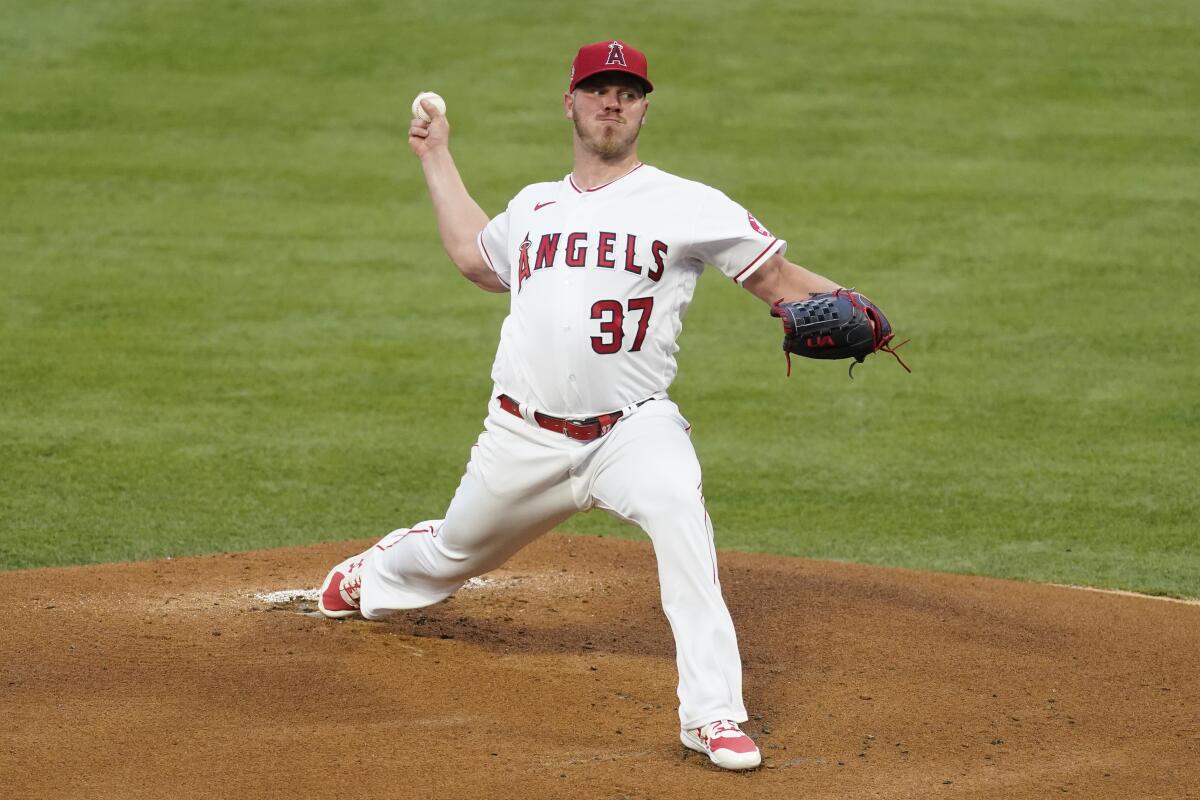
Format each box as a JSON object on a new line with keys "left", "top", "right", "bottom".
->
{"left": 574, "top": 115, "right": 639, "bottom": 161}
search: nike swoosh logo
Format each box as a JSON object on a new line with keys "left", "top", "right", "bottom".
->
{"left": 534, "top": 201, "right": 557, "bottom": 211}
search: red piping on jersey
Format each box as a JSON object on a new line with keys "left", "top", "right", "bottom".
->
{"left": 732, "top": 238, "right": 780, "bottom": 283}
{"left": 568, "top": 162, "right": 645, "bottom": 193}
{"left": 478, "top": 233, "right": 510, "bottom": 287}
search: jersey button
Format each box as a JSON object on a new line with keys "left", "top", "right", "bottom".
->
{"left": 569, "top": 374, "right": 577, "bottom": 382}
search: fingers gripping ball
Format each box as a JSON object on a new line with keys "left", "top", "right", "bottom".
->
{"left": 411, "top": 91, "right": 446, "bottom": 121}
{"left": 770, "top": 289, "right": 911, "bottom": 377}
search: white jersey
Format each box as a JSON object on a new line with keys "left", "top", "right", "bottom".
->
{"left": 477, "top": 163, "right": 786, "bottom": 417}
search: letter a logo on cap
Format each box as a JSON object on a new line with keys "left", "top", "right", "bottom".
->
{"left": 606, "top": 40, "right": 627, "bottom": 67}
{"left": 569, "top": 39, "right": 653, "bottom": 93}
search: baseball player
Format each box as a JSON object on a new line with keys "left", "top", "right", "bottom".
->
{"left": 319, "top": 39, "right": 854, "bottom": 771}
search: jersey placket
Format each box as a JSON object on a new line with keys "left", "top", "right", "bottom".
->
{"left": 564, "top": 190, "right": 592, "bottom": 410}
{"left": 557, "top": 185, "right": 587, "bottom": 410}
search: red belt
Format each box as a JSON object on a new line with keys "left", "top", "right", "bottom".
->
{"left": 498, "top": 394, "right": 640, "bottom": 442}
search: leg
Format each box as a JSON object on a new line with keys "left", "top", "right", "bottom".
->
{"left": 583, "top": 401, "right": 748, "bottom": 730}
{"left": 358, "top": 404, "right": 580, "bottom": 618}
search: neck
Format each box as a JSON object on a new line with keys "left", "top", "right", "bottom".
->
{"left": 571, "top": 142, "right": 641, "bottom": 190}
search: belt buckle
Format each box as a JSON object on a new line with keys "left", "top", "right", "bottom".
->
{"left": 564, "top": 414, "right": 607, "bottom": 442}
{"left": 539, "top": 407, "right": 627, "bottom": 442}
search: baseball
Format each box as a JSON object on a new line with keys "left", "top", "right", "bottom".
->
{"left": 411, "top": 91, "right": 446, "bottom": 122}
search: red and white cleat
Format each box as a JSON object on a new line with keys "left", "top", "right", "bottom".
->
{"left": 317, "top": 551, "right": 369, "bottom": 619}
{"left": 681, "top": 719, "right": 762, "bottom": 770}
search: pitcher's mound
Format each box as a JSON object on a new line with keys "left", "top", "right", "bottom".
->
{"left": 2, "top": 534, "right": 1196, "bottom": 799}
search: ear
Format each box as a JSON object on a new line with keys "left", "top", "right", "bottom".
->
{"left": 563, "top": 91, "right": 574, "bottom": 120}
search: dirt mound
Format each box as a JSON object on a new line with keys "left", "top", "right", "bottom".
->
{"left": 2, "top": 534, "right": 1196, "bottom": 799}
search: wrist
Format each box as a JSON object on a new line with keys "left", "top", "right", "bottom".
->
{"left": 419, "top": 143, "right": 452, "bottom": 163}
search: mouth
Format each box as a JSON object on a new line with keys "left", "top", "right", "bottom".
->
{"left": 597, "top": 117, "right": 624, "bottom": 124}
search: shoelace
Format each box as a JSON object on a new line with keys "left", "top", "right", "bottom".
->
{"left": 342, "top": 573, "right": 363, "bottom": 601}
{"left": 699, "top": 720, "right": 744, "bottom": 745}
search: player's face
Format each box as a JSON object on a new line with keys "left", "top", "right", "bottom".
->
{"left": 565, "top": 74, "right": 648, "bottom": 161}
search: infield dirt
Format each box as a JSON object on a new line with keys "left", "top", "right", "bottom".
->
{"left": 2, "top": 534, "right": 1197, "bottom": 799}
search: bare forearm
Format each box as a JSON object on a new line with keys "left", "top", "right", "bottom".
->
{"left": 742, "top": 254, "right": 840, "bottom": 304}
{"left": 420, "top": 148, "right": 490, "bottom": 271}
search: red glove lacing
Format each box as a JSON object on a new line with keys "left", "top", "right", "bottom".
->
{"left": 839, "top": 289, "right": 912, "bottom": 376}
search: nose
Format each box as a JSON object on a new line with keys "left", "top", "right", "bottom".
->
{"left": 603, "top": 90, "right": 623, "bottom": 111}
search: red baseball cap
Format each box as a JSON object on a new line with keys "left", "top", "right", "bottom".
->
{"left": 569, "top": 39, "right": 653, "bottom": 93}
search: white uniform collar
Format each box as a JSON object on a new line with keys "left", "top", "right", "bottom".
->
{"left": 566, "top": 162, "right": 646, "bottom": 194}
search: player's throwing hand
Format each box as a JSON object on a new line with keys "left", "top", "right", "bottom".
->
{"left": 408, "top": 99, "right": 449, "bottom": 158}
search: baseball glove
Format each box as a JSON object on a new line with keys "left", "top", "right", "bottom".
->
{"left": 770, "top": 288, "right": 910, "bottom": 377}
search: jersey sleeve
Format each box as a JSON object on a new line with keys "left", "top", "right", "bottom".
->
{"left": 477, "top": 208, "right": 512, "bottom": 289}
{"left": 688, "top": 189, "right": 787, "bottom": 284}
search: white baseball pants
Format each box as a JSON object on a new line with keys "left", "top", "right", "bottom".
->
{"left": 357, "top": 396, "right": 747, "bottom": 729}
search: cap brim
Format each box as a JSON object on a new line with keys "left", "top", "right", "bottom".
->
{"left": 571, "top": 67, "right": 653, "bottom": 93}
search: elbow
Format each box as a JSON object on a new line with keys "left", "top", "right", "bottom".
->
{"left": 445, "top": 235, "right": 508, "bottom": 293}
{"left": 455, "top": 253, "right": 508, "bottom": 293}
{"left": 741, "top": 256, "right": 786, "bottom": 304}
{"left": 467, "top": 272, "right": 508, "bottom": 293}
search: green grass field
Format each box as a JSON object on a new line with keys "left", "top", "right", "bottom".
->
{"left": 2, "top": 0, "right": 1197, "bottom": 596}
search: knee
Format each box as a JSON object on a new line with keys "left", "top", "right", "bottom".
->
{"left": 633, "top": 479, "right": 707, "bottom": 531}
{"left": 436, "top": 558, "right": 483, "bottom": 585}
